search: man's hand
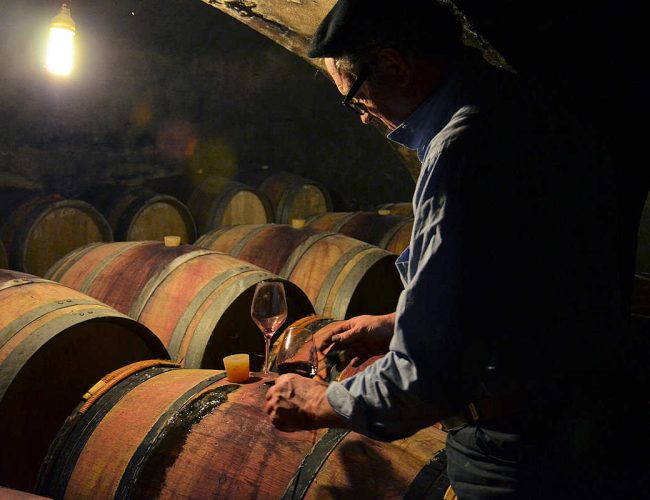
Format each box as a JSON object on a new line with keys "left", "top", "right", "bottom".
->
{"left": 315, "top": 313, "right": 396, "bottom": 367}
{"left": 265, "top": 374, "right": 346, "bottom": 431}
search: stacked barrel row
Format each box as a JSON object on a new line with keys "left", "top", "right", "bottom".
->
{"left": 0, "top": 174, "right": 420, "bottom": 498}
{"left": 149, "top": 170, "right": 334, "bottom": 231}
{"left": 0, "top": 252, "right": 309, "bottom": 491}
{"left": 45, "top": 241, "right": 315, "bottom": 368}
{"left": 0, "top": 175, "right": 414, "bottom": 276}
{"left": 0, "top": 264, "right": 453, "bottom": 498}
{"left": 0, "top": 186, "right": 199, "bottom": 276}
{"left": 148, "top": 170, "right": 416, "bottom": 254}
{"left": 0, "top": 185, "right": 413, "bottom": 372}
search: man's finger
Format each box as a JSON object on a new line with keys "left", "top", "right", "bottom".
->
{"left": 330, "top": 328, "right": 362, "bottom": 347}
{"left": 315, "top": 321, "right": 350, "bottom": 349}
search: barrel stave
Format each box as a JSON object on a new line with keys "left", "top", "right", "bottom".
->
{"left": 135, "top": 379, "right": 322, "bottom": 500}
{"left": 304, "top": 427, "right": 447, "bottom": 499}
{"left": 199, "top": 224, "right": 320, "bottom": 275}
{"left": 286, "top": 233, "right": 401, "bottom": 318}
{"left": 65, "top": 369, "right": 224, "bottom": 499}
{"left": 194, "top": 224, "right": 253, "bottom": 253}
{"left": 45, "top": 242, "right": 115, "bottom": 287}
{"left": 305, "top": 212, "right": 356, "bottom": 234}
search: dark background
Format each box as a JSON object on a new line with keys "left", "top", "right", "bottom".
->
{"left": 0, "top": 0, "right": 413, "bottom": 209}
{"left": 447, "top": 1, "right": 650, "bottom": 274}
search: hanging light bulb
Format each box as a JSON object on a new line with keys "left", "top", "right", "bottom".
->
{"left": 45, "top": 3, "right": 76, "bottom": 77}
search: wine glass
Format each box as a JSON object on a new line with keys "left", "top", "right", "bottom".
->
{"left": 251, "top": 280, "right": 287, "bottom": 377}
{"left": 276, "top": 327, "right": 318, "bottom": 378}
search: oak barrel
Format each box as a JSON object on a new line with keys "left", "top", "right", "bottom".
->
{"left": 0, "top": 192, "right": 113, "bottom": 276}
{"left": 81, "top": 185, "right": 196, "bottom": 243}
{"left": 0, "top": 269, "right": 167, "bottom": 491}
{"left": 307, "top": 211, "right": 413, "bottom": 255}
{"left": 45, "top": 241, "right": 314, "bottom": 369}
{"left": 187, "top": 176, "right": 273, "bottom": 234}
{"left": 195, "top": 224, "right": 403, "bottom": 319}
{"left": 259, "top": 172, "right": 332, "bottom": 224}
{"left": 37, "top": 362, "right": 449, "bottom": 500}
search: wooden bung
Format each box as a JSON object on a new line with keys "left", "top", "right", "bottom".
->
{"left": 291, "top": 218, "right": 306, "bottom": 229}
{"left": 377, "top": 202, "right": 414, "bottom": 218}
{"left": 164, "top": 235, "right": 182, "bottom": 247}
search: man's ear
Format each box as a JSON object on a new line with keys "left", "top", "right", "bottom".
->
{"left": 375, "top": 48, "right": 411, "bottom": 87}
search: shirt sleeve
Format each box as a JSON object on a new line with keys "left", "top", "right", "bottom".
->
{"left": 326, "top": 120, "right": 477, "bottom": 441}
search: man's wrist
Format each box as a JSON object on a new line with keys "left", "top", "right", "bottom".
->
{"left": 376, "top": 312, "right": 396, "bottom": 343}
{"left": 380, "top": 312, "right": 396, "bottom": 328}
{"left": 309, "top": 383, "right": 347, "bottom": 428}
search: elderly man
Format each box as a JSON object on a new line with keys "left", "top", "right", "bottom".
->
{"left": 265, "top": 1, "right": 643, "bottom": 498}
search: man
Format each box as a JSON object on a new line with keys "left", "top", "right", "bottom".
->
{"left": 265, "top": 1, "right": 645, "bottom": 498}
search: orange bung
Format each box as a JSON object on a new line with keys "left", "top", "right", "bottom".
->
{"left": 222, "top": 354, "right": 250, "bottom": 382}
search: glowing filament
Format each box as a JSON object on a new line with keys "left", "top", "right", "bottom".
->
{"left": 46, "top": 27, "right": 75, "bottom": 76}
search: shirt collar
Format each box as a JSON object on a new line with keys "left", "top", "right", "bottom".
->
{"left": 387, "top": 62, "right": 465, "bottom": 162}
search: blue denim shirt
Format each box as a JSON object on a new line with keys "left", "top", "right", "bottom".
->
{"left": 326, "top": 59, "right": 487, "bottom": 440}
{"left": 326, "top": 48, "right": 624, "bottom": 441}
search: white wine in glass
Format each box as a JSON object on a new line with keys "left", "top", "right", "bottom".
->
{"left": 251, "top": 280, "right": 287, "bottom": 376}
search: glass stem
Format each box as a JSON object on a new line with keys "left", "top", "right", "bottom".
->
{"left": 263, "top": 336, "right": 271, "bottom": 376}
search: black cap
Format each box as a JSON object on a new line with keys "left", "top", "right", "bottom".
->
{"left": 307, "top": 0, "right": 461, "bottom": 59}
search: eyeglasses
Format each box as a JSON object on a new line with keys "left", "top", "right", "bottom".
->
{"left": 341, "top": 65, "right": 370, "bottom": 115}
